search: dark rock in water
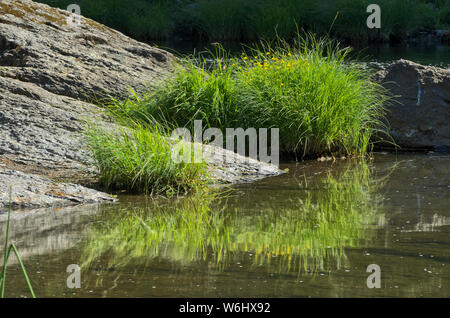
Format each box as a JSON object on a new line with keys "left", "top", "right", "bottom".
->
{"left": 375, "top": 59, "right": 450, "bottom": 150}
{"left": 0, "top": 0, "right": 282, "bottom": 211}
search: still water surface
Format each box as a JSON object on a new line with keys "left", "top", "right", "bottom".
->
{"left": 1, "top": 153, "right": 449, "bottom": 297}
{"left": 156, "top": 40, "right": 450, "bottom": 68}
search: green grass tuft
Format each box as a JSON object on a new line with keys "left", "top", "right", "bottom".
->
{"left": 107, "top": 34, "right": 390, "bottom": 159}
{"left": 86, "top": 122, "right": 209, "bottom": 195}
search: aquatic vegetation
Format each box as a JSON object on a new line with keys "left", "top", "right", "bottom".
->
{"left": 87, "top": 34, "right": 390, "bottom": 194}
{"left": 108, "top": 34, "right": 390, "bottom": 158}
{"left": 81, "top": 161, "right": 383, "bottom": 275}
{"left": 86, "top": 122, "right": 209, "bottom": 195}
{"left": 0, "top": 197, "right": 36, "bottom": 298}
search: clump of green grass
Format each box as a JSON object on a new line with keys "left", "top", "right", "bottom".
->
{"left": 86, "top": 122, "right": 209, "bottom": 195}
{"left": 0, "top": 192, "right": 36, "bottom": 298}
{"left": 108, "top": 34, "right": 390, "bottom": 159}
{"left": 236, "top": 36, "right": 390, "bottom": 156}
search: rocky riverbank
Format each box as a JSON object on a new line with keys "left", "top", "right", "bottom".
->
{"left": 0, "top": 0, "right": 282, "bottom": 211}
{"left": 1, "top": 0, "right": 448, "bottom": 212}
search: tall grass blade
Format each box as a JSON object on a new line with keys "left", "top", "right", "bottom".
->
{"left": 0, "top": 190, "right": 36, "bottom": 298}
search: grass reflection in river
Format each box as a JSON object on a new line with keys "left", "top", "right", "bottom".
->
{"left": 81, "top": 161, "right": 387, "bottom": 276}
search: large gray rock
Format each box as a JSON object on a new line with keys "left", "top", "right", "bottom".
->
{"left": 0, "top": 0, "right": 173, "bottom": 181}
{"left": 0, "top": 0, "right": 173, "bottom": 101}
{"left": 0, "top": 0, "right": 282, "bottom": 211}
{"left": 0, "top": 168, "right": 114, "bottom": 211}
{"left": 376, "top": 59, "right": 450, "bottom": 150}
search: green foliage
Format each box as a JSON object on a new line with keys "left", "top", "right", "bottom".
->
{"left": 81, "top": 162, "right": 382, "bottom": 274}
{"left": 86, "top": 122, "right": 209, "bottom": 195}
{"left": 38, "top": 0, "right": 179, "bottom": 40}
{"left": 109, "top": 34, "right": 390, "bottom": 158}
{"left": 437, "top": 0, "right": 450, "bottom": 27}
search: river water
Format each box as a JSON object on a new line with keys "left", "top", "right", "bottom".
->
{"left": 1, "top": 153, "right": 449, "bottom": 298}
{"left": 156, "top": 40, "right": 450, "bottom": 68}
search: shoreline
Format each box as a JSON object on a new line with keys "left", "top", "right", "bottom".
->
{"left": 1, "top": 0, "right": 448, "bottom": 213}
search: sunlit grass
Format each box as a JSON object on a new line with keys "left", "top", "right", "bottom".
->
{"left": 81, "top": 161, "right": 383, "bottom": 275}
{"left": 86, "top": 122, "right": 209, "bottom": 195}
{"left": 108, "top": 34, "right": 390, "bottom": 158}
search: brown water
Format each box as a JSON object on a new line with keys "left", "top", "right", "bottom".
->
{"left": 1, "top": 153, "right": 449, "bottom": 298}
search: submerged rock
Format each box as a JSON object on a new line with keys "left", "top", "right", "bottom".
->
{"left": 376, "top": 59, "right": 450, "bottom": 150}
{"left": 0, "top": 0, "right": 282, "bottom": 211}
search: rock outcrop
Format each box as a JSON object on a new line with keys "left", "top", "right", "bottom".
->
{"left": 0, "top": 169, "right": 114, "bottom": 211}
{"left": 376, "top": 59, "right": 450, "bottom": 150}
{"left": 0, "top": 0, "right": 173, "bottom": 182}
{"left": 0, "top": 0, "right": 282, "bottom": 211}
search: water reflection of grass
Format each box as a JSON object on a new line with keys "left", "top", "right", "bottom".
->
{"left": 82, "top": 162, "right": 383, "bottom": 274}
